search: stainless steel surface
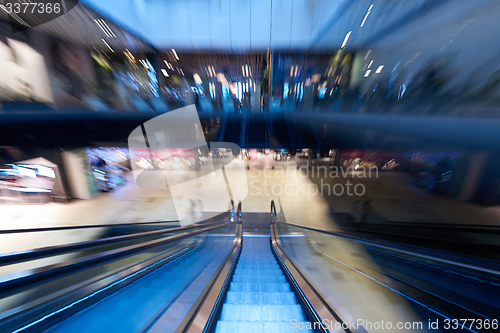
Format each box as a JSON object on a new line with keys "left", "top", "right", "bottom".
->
{"left": 0, "top": 238, "right": 202, "bottom": 327}
{"left": 182, "top": 223, "right": 243, "bottom": 333}
{"left": 0, "top": 222, "right": 232, "bottom": 298}
{"left": 278, "top": 221, "right": 500, "bottom": 280}
{"left": 0, "top": 218, "right": 229, "bottom": 266}
{"left": 270, "top": 222, "right": 354, "bottom": 333}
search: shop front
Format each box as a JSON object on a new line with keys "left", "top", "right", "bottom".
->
{"left": 62, "top": 147, "right": 128, "bottom": 200}
{"left": 0, "top": 157, "right": 64, "bottom": 204}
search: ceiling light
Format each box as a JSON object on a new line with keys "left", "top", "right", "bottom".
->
{"left": 364, "top": 50, "right": 372, "bottom": 60}
{"left": 341, "top": 31, "right": 351, "bottom": 49}
{"left": 95, "top": 19, "right": 115, "bottom": 37}
{"left": 102, "top": 39, "right": 114, "bottom": 53}
{"left": 360, "top": 10, "right": 371, "bottom": 27}
{"left": 172, "top": 49, "right": 179, "bottom": 61}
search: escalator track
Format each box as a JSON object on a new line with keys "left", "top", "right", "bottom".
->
{"left": 1, "top": 203, "right": 351, "bottom": 333}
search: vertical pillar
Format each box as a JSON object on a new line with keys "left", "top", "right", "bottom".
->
{"left": 193, "top": 148, "right": 200, "bottom": 171}
{"left": 334, "top": 149, "right": 343, "bottom": 167}
{"left": 459, "top": 151, "right": 489, "bottom": 202}
{"left": 266, "top": 49, "right": 273, "bottom": 113}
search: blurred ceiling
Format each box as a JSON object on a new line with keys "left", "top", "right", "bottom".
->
{"left": 80, "top": 0, "right": 450, "bottom": 51}
{"left": 2, "top": 0, "right": 494, "bottom": 56}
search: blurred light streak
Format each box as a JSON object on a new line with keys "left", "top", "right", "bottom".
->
{"left": 360, "top": 5, "right": 373, "bottom": 27}
{"left": 341, "top": 31, "right": 351, "bottom": 49}
{"left": 102, "top": 39, "right": 114, "bottom": 53}
{"left": 172, "top": 49, "right": 179, "bottom": 60}
{"left": 364, "top": 50, "right": 371, "bottom": 60}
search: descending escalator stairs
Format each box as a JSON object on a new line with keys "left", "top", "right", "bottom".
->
{"left": 215, "top": 237, "right": 313, "bottom": 333}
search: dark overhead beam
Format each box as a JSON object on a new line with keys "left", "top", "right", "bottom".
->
{"left": 1, "top": 112, "right": 499, "bottom": 153}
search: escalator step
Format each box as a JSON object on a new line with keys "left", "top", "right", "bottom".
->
{"left": 235, "top": 268, "right": 284, "bottom": 275}
{"left": 225, "top": 291, "right": 298, "bottom": 305}
{"left": 229, "top": 282, "right": 292, "bottom": 293}
{"left": 236, "top": 264, "right": 280, "bottom": 269}
{"left": 232, "top": 275, "right": 287, "bottom": 283}
{"left": 215, "top": 321, "right": 314, "bottom": 333}
{"left": 219, "top": 304, "right": 307, "bottom": 322}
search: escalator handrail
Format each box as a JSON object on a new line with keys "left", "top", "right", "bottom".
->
{"left": 270, "top": 218, "right": 364, "bottom": 333}
{"left": 271, "top": 199, "right": 357, "bottom": 333}
{"left": 276, "top": 220, "right": 500, "bottom": 280}
{"left": 0, "top": 216, "right": 231, "bottom": 267}
{"left": 237, "top": 200, "right": 242, "bottom": 222}
{"left": 356, "top": 220, "right": 500, "bottom": 232}
{"left": 270, "top": 199, "right": 277, "bottom": 222}
{"left": 353, "top": 200, "right": 500, "bottom": 232}
{"left": 0, "top": 220, "right": 180, "bottom": 235}
{"left": 0, "top": 220, "right": 236, "bottom": 299}
{"left": 178, "top": 206, "right": 243, "bottom": 333}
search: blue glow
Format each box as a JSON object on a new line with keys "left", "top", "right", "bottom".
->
{"left": 222, "top": 86, "right": 230, "bottom": 100}
{"left": 13, "top": 244, "right": 201, "bottom": 333}
{"left": 319, "top": 87, "right": 326, "bottom": 99}
{"left": 272, "top": 246, "right": 326, "bottom": 330}
{"left": 146, "top": 59, "right": 159, "bottom": 98}
{"left": 203, "top": 248, "right": 241, "bottom": 333}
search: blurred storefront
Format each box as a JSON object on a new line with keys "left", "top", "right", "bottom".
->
{"left": 340, "top": 149, "right": 402, "bottom": 169}
{"left": 131, "top": 148, "right": 196, "bottom": 171}
{"left": 0, "top": 23, "right": 55, "bottom": 109}
{"left": 0, "top": 157, "right": 64, "bottom": 204}
{"left": 62, "top": 147, "right": 128, "bottom": 200}
{"left": 0, "top": 4, "right": 156, "bottom": 113}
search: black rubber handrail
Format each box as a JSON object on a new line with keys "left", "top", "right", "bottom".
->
{"left": 278, "top": 220, "right": 500, "bottom": 275}
{"left": 352, "top": 200, "right": 500, "bottom": 232}
{"left": 270, "top": 199, "right": 277, "bottom": 222}
{"left": 0, "top": 220, "right": 179, "bottom": 235}
{"left": 357, "top": 219, "right": 500, "bottom": 233}
{"left": 0, "top": 214, "right": 231, "bottom": 267}
{"left": 237, "top": 200, "right": 242, "bottom": 222}
{"left": 0, "top": 222, "right": 232, "bottom": 299}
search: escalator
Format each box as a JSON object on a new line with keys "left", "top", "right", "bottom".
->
{"left": 0, "top": 208, "right": 240, "bottom": 333}
{"left": 0, "top": 203, "right": 343, "bottom": 333}
{"left": 4, "top": 200, "right": 497, "bottom": 333}
{"left": 214, "top": 236, "right": 311, "bottom": 332}
{"left": 182, "top": 211, "right": 341, "bottom": 333}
